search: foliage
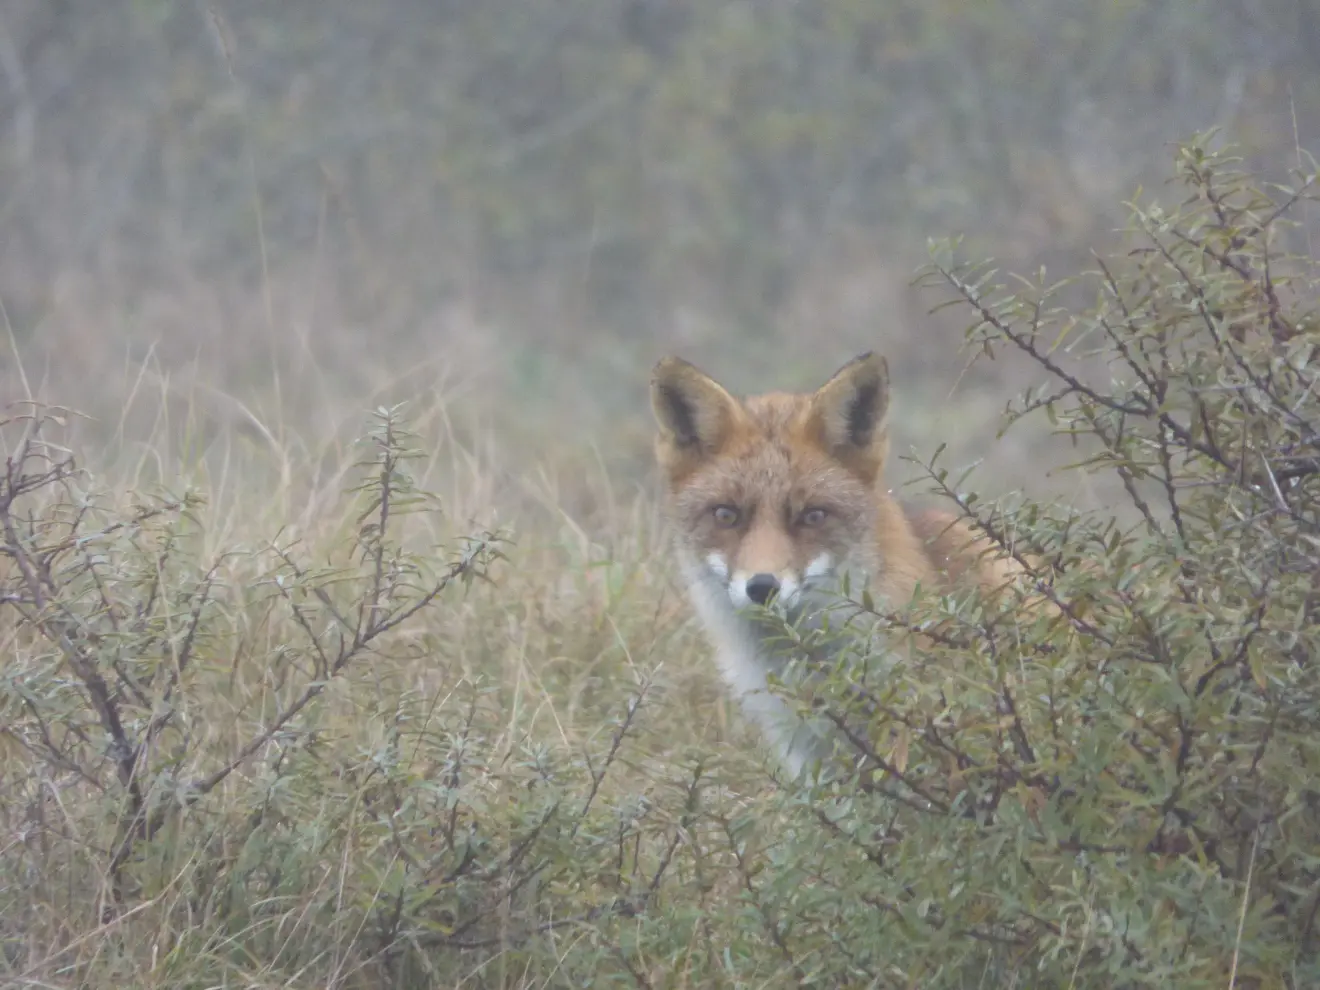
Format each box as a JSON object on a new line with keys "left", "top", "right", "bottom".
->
{"left": 4, "top": 138, "right": 1320, "bottom": 988}
{"left": 742, "top": 135, "right": 1320, "bottom": 986}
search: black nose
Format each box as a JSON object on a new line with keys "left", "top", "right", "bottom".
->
{"left": 745, "top": 573, "right": 780, "bottom": 606}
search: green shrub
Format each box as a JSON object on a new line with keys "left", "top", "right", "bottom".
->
{"left": 733, "top": 135, "right": 1320, "bottom": 987}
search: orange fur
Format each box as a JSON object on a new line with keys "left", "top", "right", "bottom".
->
{"left": 650, "top": 352, "right": 1032, "bottom": 777}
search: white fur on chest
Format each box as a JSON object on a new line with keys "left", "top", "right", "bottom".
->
{"left": 682, "top": 565, "right": 834, "bottom": 779}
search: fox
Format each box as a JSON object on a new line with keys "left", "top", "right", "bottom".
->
{"left": 650, "top": 351, "right": 1034, "bottom": 780}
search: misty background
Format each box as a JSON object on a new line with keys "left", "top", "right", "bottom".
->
{"left": 2, "top": 0, "right": 1318, "bottom": 519}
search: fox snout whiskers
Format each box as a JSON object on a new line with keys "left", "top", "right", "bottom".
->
{"left": 702, "top": 550, "right": 840, "bottom": 613}
{"left": 723, "top": 557, "right": 837, "bottom": 613}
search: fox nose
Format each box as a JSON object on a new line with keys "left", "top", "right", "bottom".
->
{"left": 744, "top": 573, "right": 780, "bottom": 606}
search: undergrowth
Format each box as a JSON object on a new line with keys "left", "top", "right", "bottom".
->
{"left": 2, "top": 136, "right": 1318, "bottom": 988}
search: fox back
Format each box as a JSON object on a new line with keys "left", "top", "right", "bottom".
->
{"left": 650, "top": 352, "right": 1025, "bottom": 778}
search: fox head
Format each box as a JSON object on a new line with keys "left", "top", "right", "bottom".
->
{"left": 650, "top": 352, "right": 891, "bottom": 611}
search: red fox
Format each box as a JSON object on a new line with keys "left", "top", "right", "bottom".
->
{"left": 650, "top": 352, "right": 1031, "bottom": 778}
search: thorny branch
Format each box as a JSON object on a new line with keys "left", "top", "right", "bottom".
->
{"left": 0, "top": 405, "right": 501, "bottom": 914}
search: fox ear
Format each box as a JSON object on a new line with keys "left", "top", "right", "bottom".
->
{"left": 807, "top": 352, "right": 890, "bottom": 482}
{"left": 651, "top": 357, "right": 740, "bottom": 475}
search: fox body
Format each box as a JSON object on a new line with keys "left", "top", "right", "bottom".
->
{"left": 650, "top": 352, "right": 1026, "bottom": 778}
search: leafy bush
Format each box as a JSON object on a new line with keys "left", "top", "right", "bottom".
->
{"left": 737, "top": 135, "right": 1320, "bottom": 987}
{"left": 3, "top": 136, "right": 1318, "bottom": 989}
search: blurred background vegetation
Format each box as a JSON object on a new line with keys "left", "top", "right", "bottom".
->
{"left": 2, "top": 0, "right": 1318, "bottom": 508}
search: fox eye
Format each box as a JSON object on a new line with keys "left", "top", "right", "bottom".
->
{"left": 712, "top": 505, "right": 741, "bottom": 528}
{"left": 799, "top": 507, "right": 828, "bottom": 527}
